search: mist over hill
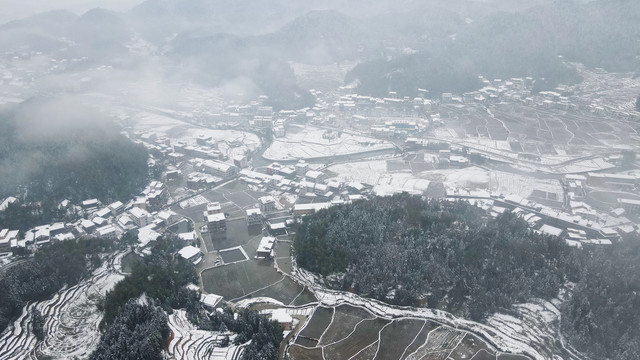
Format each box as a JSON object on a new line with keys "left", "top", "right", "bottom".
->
{"left": 346, "top": 0, "right": 640, "bottom": 97}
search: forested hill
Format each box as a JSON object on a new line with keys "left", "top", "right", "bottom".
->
{"left": 294, "top": 194, "right": 640, "bottom": 360}
{"left": 0, "top": 97, "right": 149, "bottom": 230}
{"left": 345, "top": 0, "right": 640, "bottom": 97}
{"left": 294, "top": 194, "right": 574, "bottom": 319}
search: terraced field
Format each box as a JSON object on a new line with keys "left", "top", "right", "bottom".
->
{"left": 0, "top": 253, "right": 126, "bottom": 360}
{"left": 287, "top": 305, "right": 533, "bottom": 360}
{"left": 168, "top": 310, "right": 244, "bottom": 360}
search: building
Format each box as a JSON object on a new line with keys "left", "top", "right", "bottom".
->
{"left": 617, "top": 198, "right": 640, "bottom": 213}
{"left": 157, "top": 210, "right": 180, "bottom": 226}
{"left": 246, "top": 208, "right": 263, "bottom": 227}
{"left": 82, "top": 198, "right": 100, "bottom": 211}
{"left": 295, "top": 160, "right": 309, "bottom": 176}
{"left": 108, "top": 201, "right": 125, "bottom": 216}
{"left": 293, "top": 202, "right": 331, "bottom": 217}
{"left": 205, "top": 212, "right": 227, "bottom": 233}
{"left": 539, "top": 224, "right": 564, "bottom": 237}
{"left": 270, "top": 309, "right": 293, "bottom": 330}
{"left": 587, "top": 172, "right": 638, "bottom": 190}
{"left": 200, "top": 293, "right": 223, "bottom": 310}
{"left": 97, "top": 225, "right": 118, "bottom": 239}
{"left": 258, "top": 196, "right": 278, "bottom": 214}
{"left": 132, "top": 196, "right": 147, "bottom": 210}
{"left": 80, "top": 219, "right": 96, "bottom": 233}
{"left": 268, "top": 222, "right": 287, "bottom": 236}
{"left": 178, "top": 245, "right": 203, "bottom": 265}
{"left": 0, "top": 229, "right": 19, "bottom": 253}
{"left": 0, "top": 197, "right": 17, "bottom": 211}
{"left": 129, "top": 207, "right": 153, "bottom": 227}
{"left": 202, "top": 160, "right": 238, "bottom": 180}
{"left": 233, "top": 155, "right": 248, "bottom": 169}
{"left": 206, "top": 202, "right": 223, "bottom": 215}
{"left": 256, "top": 236, "right": 276, "bottom": 259}
{"left": 144, "top": 181, "right": 169, "bottom": 210}
{"left": 305, "top": 170, "right": 327, "bottom": 183}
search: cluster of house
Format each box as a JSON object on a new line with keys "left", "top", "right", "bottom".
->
{"left": 240, "top": 163, "right": 369, "bottom": 217}
{"left": 133, "top": 130, "right": 245, "bottom": 190}
{"left": 449, "top": 187, "right": 637, "bottom": 248}
{"left": 333, "top": 91, "right": 433, "bottom": 117}
{"left": 0, "top": 180, "right": 184, "bottom": 255}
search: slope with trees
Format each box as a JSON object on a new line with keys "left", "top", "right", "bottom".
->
{"left": 293, "top": 194, "right": 640, "bottom": 359}
{"left": 346, "top": 0, "right": 640, "bottom": 97}
{"left": 294, "top": 194, "right": 575, "bottom": 319}
{"left": 90, "top": 301, "right": 171, "bottom": 360}
{"left": 0, "top": 97, "right": 149, "bottom": 231}
{"left": 99, "top": 235, "right": 199, "bottom": 328}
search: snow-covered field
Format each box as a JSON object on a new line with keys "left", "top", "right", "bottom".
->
{"left": 491, "top": 171, "right": 563, "bottom": 199}
{"left": 373, "top": 173, "right": 431, "bottom": 196}
{"left": 327, "top": 162, "right": 492, "bottom": 196}
{"left": 326, "top": 160, "right": 390, "bottom": 185}
{"left": 263, "top": 125, "right": 394, "bottom": 161}
{"left": 168, "top": 310, "right": 243, "bottom": 360}
{"left": 0, "top": 253, "right": 126, "bottom": 360}
{"left": 131, "top": 112, "right": 262, "bottom": 156}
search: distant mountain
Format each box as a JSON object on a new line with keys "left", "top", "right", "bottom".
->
{"left": 347, "top": 0, "right": 640, "bottom": 97}
{"left": 0, "top": 10, "right": 76, "bottom": 53}
{"left": 261, "top": 10, "right": 372, "bottom": 64}
{"left": 130, "top": 0, "right": 309, "bottom": 41}
{"left": 0, "top": 9, "right": 76, "bottom": 33}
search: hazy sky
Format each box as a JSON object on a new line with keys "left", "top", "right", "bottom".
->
{"left": 0, "top": 0, "right": 139, "bottom": 23}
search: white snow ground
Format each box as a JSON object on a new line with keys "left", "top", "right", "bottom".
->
{"left": 263, "top": 125, "right": 394, "bottom": 161}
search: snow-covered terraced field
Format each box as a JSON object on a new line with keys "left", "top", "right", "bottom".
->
{"left": 0, "top": 253, "right": 126, "bottom": 360}
{"left": 286, "top": 264, "right": 582, "bottom": 360}
{"left": 168, "top": 310, "right": 243, "bottom": 360}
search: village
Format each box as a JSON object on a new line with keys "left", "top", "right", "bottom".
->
{"left": 0, "top": 66, "right": 639, "bottom": 360}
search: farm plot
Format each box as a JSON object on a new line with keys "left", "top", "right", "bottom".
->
{"left": 209, "top": 218, "right": 260, "bottom": 251}
{"left": 290, "top": 288, "right": 318, "bottom": 306}
{"left": 318, "top": 305, "right": 376, "bottom": 346}
{"left": 218, "top": 246, "right": 248, "bottom": 264}
{"left": 289, "top": 345, "right": 324, "bottom": 360}
{"left": 239, "top": 276, "right": 311, "bottom": 305}
{"left": 352, "top": 341, "right": 378, "bottom": 359}
{"left": 405, "top": 327, "right": 465, "bottom": 360}
{"left": 447, "top": 334, "right": 491, "bottom": 359}
{"left": 322, "top": 318, "right": 391, "bottom": 359}
{"left": 298, "top": 307, "right": 334, "bottom": 341}
{"left": 472, "top": 349, "right": 498, "bottom": 360}
{"left": 498, "top": 354, "right": 531, "bottom": 360}
{"left": 400, "top": 321, "right": 442, "bottom": 359}
{"left": 201, "top": 259, "right": 283, "bottom": 299}
{"left": 276, "top": 255, "right": 294, "bottom": 275}
{"left": 326, "top": 160, "right": 389, "bottom": 185}
{"left": 374, "top": 319, "right": 426, "bottom": 360}
{"left": 288, "top": 310, "right": 531, "bottom": 360}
